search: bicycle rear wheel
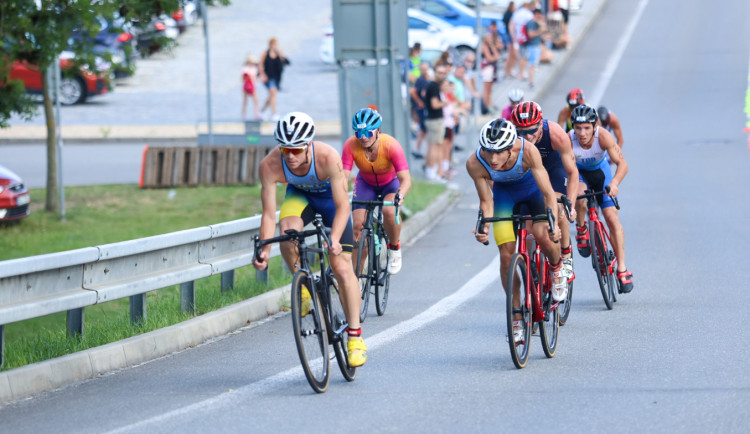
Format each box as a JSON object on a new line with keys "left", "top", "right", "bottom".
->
{"left": 374, "top": 230, "right": 390, "bottom": 316}
{"left": 591, "top": 223, "right": 615, "bottom": 310}
{"left": 291, "top": 271, "right": 329, "bottom": 393}
{"left": 326, "top": 267, "right": 357, "bottom": 382}
{"left": 355, "top": 231, "right": 371, "bottom": 323}
{"left": 538, "top": 260, "right": 559, "bottom": 358}
{"left": 506, "top": 254, "right": 531, "bottom": 369}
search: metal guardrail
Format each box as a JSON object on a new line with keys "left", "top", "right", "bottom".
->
{"left": 0, "top": 212, "right": 290, "bottom": 368}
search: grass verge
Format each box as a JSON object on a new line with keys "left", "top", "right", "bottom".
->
{"left": 1, "top": 180, "right": 446, "bottom": 371}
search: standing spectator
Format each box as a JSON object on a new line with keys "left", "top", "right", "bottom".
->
{"left": 441, "top": 79, "right": 458, "bottom": 179}
{"left": 510, "top": 1, "right": 534, "bottom": 80}
{"left": 434, "top": 50, "right": 454, "bottom": 69}
{"left": 503, "top": 2, "right": 519, "bottom": 79}
{"left": 502, "top": 1, "right": 517, "bottom": 52}
{"left": 501, "top": 87, "right": 524, "bottom": 120}
{"left": 524, "top": 8, "right": 547, "bottom": 89}
{"left": 258, "top": 37, "right": 288, "bottom": 122}
{"left": 408, "top": 42, "right": 422, "bottom": 84}
{"left": 241, "top": 54, "right": 259, "bottom": 120}
{"left": 480, "top": 22, "right": 501, "bottom": 114}
{"left": 424, "top": 64, "right": 449, "bottom": 182}
{"left": 461, "top": 53, "right": 480, "bottom": 111}
{"left": 409, "top": 62, "right": 431, "bottom": 159}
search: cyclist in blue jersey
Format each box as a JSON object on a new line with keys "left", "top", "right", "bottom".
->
{"left": 467, "top": 119, "right": 568, "bottom": 341}
{"left": 253, "top": 111, "right": 367, "bottom": 367}
{"left": 569, "top": 105, "right": 633, "bottom": 293}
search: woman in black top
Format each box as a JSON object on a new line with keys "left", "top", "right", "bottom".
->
{"left": 259, "top": 37, "right": 288, "bottom": 121}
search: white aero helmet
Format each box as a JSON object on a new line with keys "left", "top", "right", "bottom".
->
{"left": 508, "top": 87, "right": 524, "bottom": 103}
{"left": 479, "top": 118, "right": 517, "bottom": 152}
{"left": 274, "top": 111, "right": 315, "bottom": 147}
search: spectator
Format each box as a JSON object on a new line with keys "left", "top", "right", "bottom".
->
{"left": 258, "top": 37, "right": 289, "bottom": 122}
{"left": 480, "top": 22, "right": 501, "bottom": 114}
{"left": 409, "top": 62, "right": 431, "bottom": 159}
{"left": 461, "top": 53, "right": 480, "bottom": 111}
{"left": 424, "top": 64, "right": 450, "bottom": 182}
{"left": 241, "top": 54, "right": 259, "bottom": 120}
{"left": 510, "top": 1, "right": 535, "bottom": 81}
{"left": 408, "top": 42, "right": 422, "bottom": 84}
{"left": 434, "top": 50, "right": 454, "bottom": 69}
{"left": 523, "top": 8, "right": 547, "bottom": 89}
{"left": 502, "top": 1, "right": 517, "bottom": 51}
{"left": 441, "top": 79, "right": 458, "bottom": 179}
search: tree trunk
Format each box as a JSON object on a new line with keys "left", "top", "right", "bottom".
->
{"left": 41, "top": 67, "right": 60, "bottom": 214}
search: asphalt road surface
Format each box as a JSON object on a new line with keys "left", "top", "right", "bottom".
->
{"left": 2, "top": 0, "right": 750, "bottom": 432}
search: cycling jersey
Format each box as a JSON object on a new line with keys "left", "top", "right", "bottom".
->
{"left": 535, "top": 120, "right": 567, "bottom": 195}
{"left": 279, "top": 143, "right": 354, "bottom": 252}
{"left": 570, "top": 127, "right": 607, "bottom": 170}
{"left": 342, "top": 133, "right": 409, "bottom": 187}
{"left": 476, "top": 139, "right": 547, "bottom": 245}
{"left": 569, "top": 127, "right": 616, "bottom": 209}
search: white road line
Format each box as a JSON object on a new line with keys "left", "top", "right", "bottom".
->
{"left": 589, "top": 0, "right": 650, "bottom": 106}
{"left": 105, "top": 255, "right": 501, "bottom": 434}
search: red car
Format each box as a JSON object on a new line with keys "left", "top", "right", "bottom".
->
{"left": 0, "top": 164, "right": 31, "bottom": 222}
{"left": 9, "top": 50, "right": 111, "bottom": 105}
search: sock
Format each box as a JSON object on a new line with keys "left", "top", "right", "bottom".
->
{"left": 346, "top": 327, "right": 361, "bottom": 337}
{"left": 388, "top": 241, "right": 400, "bottom": 250}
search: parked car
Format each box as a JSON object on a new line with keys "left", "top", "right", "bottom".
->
{"left": 320, "top": 8, "right": 478, "bottom": 64}
{"left": 8, "top": 50, "right": 112, "bottom": 105}
{"left": 0, "top": 164, "right": 30, "bottom": 222}
{"left": 70, "top": 15, "right": 137, "bottom": 79}
{"left": 173, "top": 0, "right": 201, "bottom": 32}
{"left": 134, "top": 14, "right": 179, "bottom": 56}
{"left": 409, "top": 0, "right": 508, "bottom": 39}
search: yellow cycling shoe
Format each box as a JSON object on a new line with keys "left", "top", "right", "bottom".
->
{"left": 300, "top": 284, "right": 311, "bottom": 317}
{"left": 347, "top": 336, "right": 368, "bottom": 367}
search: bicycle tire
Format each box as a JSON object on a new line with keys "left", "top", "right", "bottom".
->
{"left": 375, "top": 229, "right": 390, "bottom": 316}
{"left": 291, "top": 271, "right": 330, "bottom": 393}
{"left": 355, "top": 230, "right": 371, "bottom": 323}
{"left": 325, "top": 267, "right": 357, "bottom": 382}
{"left": 537, "top": 255, "right": 559, "bottom": 358}
{"left": 590, "top": 223, "right": 614, "bottom": 310}
{"left": 558, "top": 237, "right": 574, "bottom": 326}
{"left": 506, "top": 253, "right": 531, "bottom": 369}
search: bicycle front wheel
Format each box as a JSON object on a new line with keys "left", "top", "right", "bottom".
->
{"left": 355, "top": 231, "right": 371, "bottom": 323}
{"left": 558, "top": 238, "right": 574, "bottom": 326}
{"left": 591, "top": 223, "right": 615, "bottom": 310}
{"left": 538, "top": 262, "right": 560, "bottom": 358}
{"left": 375, "top": 231, "right": 390, "bottom": 316}
{"left": 506, "top": 254, "right": 531, "bottom": 369}
{"left": 291, "top": 271, "right": 330, "bottom": 393}
{"left": 325, "top": 267, "right": 357, "bottom": 382}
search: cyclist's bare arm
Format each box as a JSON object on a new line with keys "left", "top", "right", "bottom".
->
{"left": 610, "top": 112, "right": 625, "bottom": 148}
{"left": 557, "top": 108, "right": 569, "bottom": 127}
{"left": 548, "top": 121, "right": 580, "bottom": 213}
{"left": 466, "top": 155, "right": 494, "bottom": 242}
{"left": 317, "top": 143, "right": 351, "bottom": 252}
{"left": 255, "top": 153, "right": 285, "bottom": 269}
{"left": 599, "top": 128, "right": 628, "bottom": 197}
{"left": 396, "top": 170, "right": 412, "bottom": 200}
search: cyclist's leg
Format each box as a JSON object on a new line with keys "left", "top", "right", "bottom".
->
{"left": 379, "top": 178, "right": 402, "bottom": 245}
{"left": 279, "top": 186, "right": 315, "bottom": 271}
{"left": 547, "top": 164, "right": 574, "bottom": 275}
{"left": 575, "top": 172, "right": 591, "bottom": 256}
{"left": 492, "top": 185, "right": 520, "bottom": 316}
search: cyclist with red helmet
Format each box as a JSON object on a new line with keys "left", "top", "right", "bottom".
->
{"left": 569, "top": 105, "right": 633, "bottom": 293}
{"left": 557, "top": 88, "right": 585, "bottom": 132}
{"left": 511, "top": 101, "right": 579, "bottom": 279}
{"left": 467, "top": 119, "right": 569, "bottom": 320}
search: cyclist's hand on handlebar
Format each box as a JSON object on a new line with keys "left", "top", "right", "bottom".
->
{"left": 549, "top": 227, "right": 561, "bottom": 243}
{"left": 569, "top": 207, "right": 577, "bottom": 222}
{"left": 473, "top": 227, "right": 490, "bottom": 245}
{"left": 607, "top": 183, "right": 620, "bottom": 198}
{"left": 394, "top": 192, "right": 402, "bottom": 205}
{"left": 253, "top": 249, "right": 269, "bottom": 271}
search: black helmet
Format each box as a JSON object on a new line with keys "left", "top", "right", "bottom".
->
{"left": 570, "top": 104, "right": 598, "bottom": 125}
{"left": 597, "top": 106, "right": 610, "bottom": 125}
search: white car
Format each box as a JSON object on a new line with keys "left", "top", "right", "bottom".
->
{"left": 320, "top": 8, "right": 479, "bottom": 64}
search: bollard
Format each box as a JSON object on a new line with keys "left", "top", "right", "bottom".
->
{"left": 180, "top": 281, "right": 196, "bottom": 314}
{"left": 130, "top": 294, "right": 146, "bottom": 325}
{"left": 66, "top": 308, "right": 84, "bottom": 338}
{"left": 0, "top": 324, "right": 4, "bottom": 368}
{"left": 221, "top": 270, "right": 234, "bottom": 292}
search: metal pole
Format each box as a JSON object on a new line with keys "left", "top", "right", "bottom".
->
{"left": 202, "top": 0, "right": 213, "bottom": 145}
{"left": 53, "top": 57, "right": 66, "bottom": 220}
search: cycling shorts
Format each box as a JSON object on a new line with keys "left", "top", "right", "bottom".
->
{"left": 492, "top": 181, "right": 547, "bottom": 246}
{"left": 578, "top": 165, "right": 616, "bottom": 209}
{"left": 352, "top": 175, "right": 400, "bottom": 211}
{"left": 279, "top": 184, "right": 354, "bottom": 253}
{"left": 545, "top": 162, "right": 568, "bottom": 195}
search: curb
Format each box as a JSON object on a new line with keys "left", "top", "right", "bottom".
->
{"left": 0, "top": 188, "right": 458, "bottom": 405}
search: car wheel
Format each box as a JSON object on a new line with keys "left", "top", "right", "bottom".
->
{"left": 59, "top": 76, "right": 86, "bottom": 105}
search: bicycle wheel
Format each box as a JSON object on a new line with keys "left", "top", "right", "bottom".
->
{"left": 290, "top": 271, "right": 329, "bottom": 393}
{"left": 374, "top": 230, "right": 390, "bottom": 316}
{"left": 325, "top": 267, "right": 357, "bottom": 382}
{"left": 538, "top": 261, "right": 559, "bottom": 358}
{"left": 558, "top": 238, "right": 574, "bottom": 326}
{"left": 505, "top": 254, "right": 531, "bottom": 369}
{"left": 590, "top": 223, "right": 615, "bottom": 310}
{"left": 355, "top": 230, "right": 371, "bottom": 322}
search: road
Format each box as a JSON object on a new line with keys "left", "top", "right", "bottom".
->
{"left": 2, "top": 0, "right": 750, "bottom": 432}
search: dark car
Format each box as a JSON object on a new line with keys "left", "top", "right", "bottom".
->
{"left": 0, "top": 164, "right": 30, "bottom": 222}
{"left": 9, "top": 50, "right": 112, "bottom": 105}
{"left": 84, "top": 15, "right": 138, "bottom": 79}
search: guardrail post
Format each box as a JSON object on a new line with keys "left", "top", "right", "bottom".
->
{"left": 130, "top": 294, "right": 146, "bottom": 324}
{"left": 0, "top": 325, "right": 4, "bottom": 368}
{"left": 281, "top": 261, "right": 291, "bottom": 276}
{"left": 180, "top": 281, "right": 195, "bottom": 314}
{"left": 66, "top": 308, "right": 84, "bottom": 338}
{"left": 256, "top": 268, "right": 268, "bottom": 285}
{"left": 221, "top": 270, "right": 234, "bottom": 292}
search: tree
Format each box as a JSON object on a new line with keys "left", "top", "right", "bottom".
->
{"left": 0, "top": 0, "right": 228, "bottom": 215}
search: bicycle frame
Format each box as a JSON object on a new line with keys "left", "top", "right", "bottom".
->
{"left": 579, "top": 189, "right": 620, "bottom": 277}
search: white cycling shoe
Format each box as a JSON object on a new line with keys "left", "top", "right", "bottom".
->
{"left": 388, "top": 249, "right": 402, "bottom": 274}
{"left": 551, "top": 268, "right": 569, "bottom": 302}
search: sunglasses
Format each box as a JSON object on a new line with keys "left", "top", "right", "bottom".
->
{"left": 517, "top": 126, "right": 539, "bottom": 136}
{"left": 355, "top": 129, "right": 375, "bottom": 139}
{"left": 281, "top": 146, "right": 307, "bottom": 156}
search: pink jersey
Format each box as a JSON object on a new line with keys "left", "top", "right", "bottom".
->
{"left": 501, "top": 104, "right": 513, "bottom": 120}
{"left": 342, "top": 133, "right": 409, "bottom": 186}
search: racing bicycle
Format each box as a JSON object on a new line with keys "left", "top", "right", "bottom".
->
{"left": 254, "top": 217, "right": 355, "bottom": 393}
